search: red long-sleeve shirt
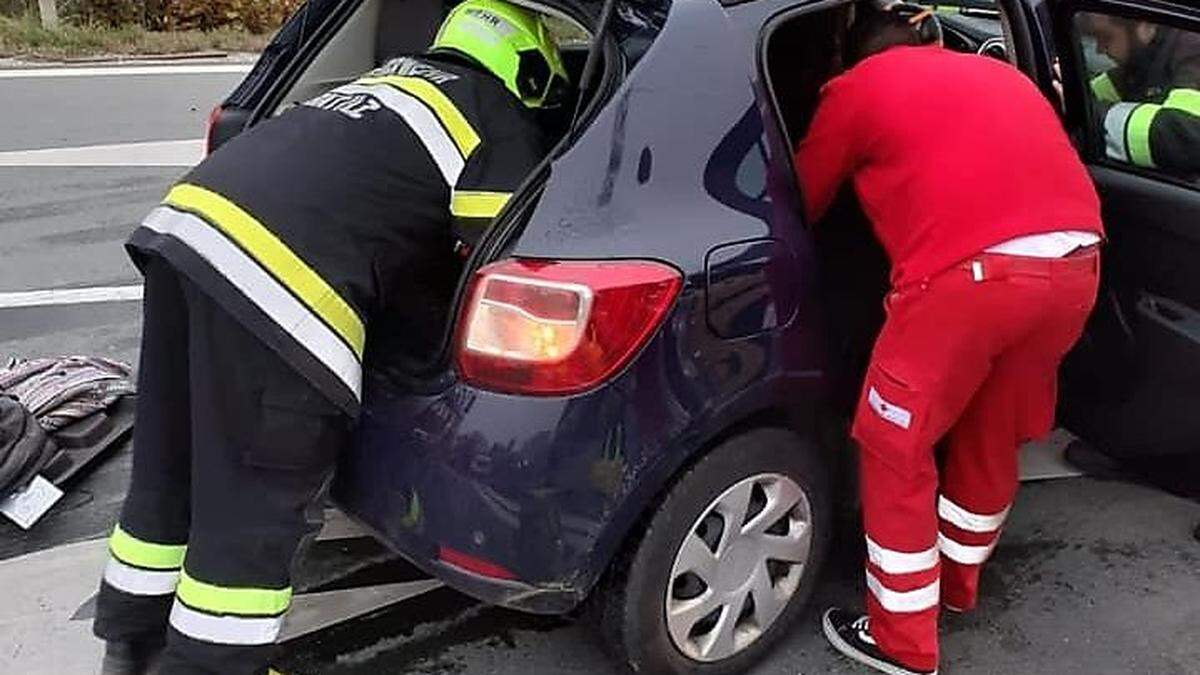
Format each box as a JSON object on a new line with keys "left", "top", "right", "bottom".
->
{"left": 795, "top": 46, "right": 1103, "bottom": 287}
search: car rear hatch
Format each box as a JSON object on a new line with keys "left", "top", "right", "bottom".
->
{"left": 325, "top": 0, "right": 678, "bottom": 606}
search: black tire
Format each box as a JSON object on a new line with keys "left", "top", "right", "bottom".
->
{"left": 594, "top": 427, "right": 833, "bottom": 674}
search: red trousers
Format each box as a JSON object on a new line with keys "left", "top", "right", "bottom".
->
{"left": 853, "top": 251, "right": 1099, "bottom": 672}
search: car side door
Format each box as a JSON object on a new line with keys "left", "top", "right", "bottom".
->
{"left": 1011, "top": 0, "right": 1200, "bottom": 459}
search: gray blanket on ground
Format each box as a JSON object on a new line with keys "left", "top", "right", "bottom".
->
{"left": 0, "top": 396, "right": 57, "bottom": 499}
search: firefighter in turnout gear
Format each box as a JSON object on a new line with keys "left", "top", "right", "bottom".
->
{"left": 795, "top": 3, "right": 1103, "bottom": 674}
{"left": 1082, "top": 13, "right": 1200, "bottom": 178}
{"left": 92, "top": 2, "right": 567, "bottom": 672}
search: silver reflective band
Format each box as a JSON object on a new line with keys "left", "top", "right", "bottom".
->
{"left": 938, "top": 533, "right": 994, "bottom": 566}
{"left": 865, "top": 537, "right": 938, "bottom": 575}
{"left": 865, "top": 570, "right": 940, "bottom": 613}
{"left": 140, "top": 208, "right": 362, "bottom": 400}
{"left": 169, "top": 601, "right": 284, "bottom": 645}
{"left": 330, "top": 83, "right": 466, "bottom": 186}
{"left": 104, "top": 558, "right": 180, "bottom": 596}
{"left": 867, "top": 386, "right": 912, "bottom": 430}
{"left": 938, "top": 496, "right": 1008, "bottom": 533}
{"left": 1104, "top": 102, "right": 1138, "bottom": 163}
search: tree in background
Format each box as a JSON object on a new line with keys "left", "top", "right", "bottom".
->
{"left": 165, "top": 0, "right": 305, "bottom": 33}
{"left": 3, "top": 0, "right": 306, "bottom": 33}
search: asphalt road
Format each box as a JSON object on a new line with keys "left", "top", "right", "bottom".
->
{"left": 1, "top": 61, "right": 1199, "bottom": 675}
{"left": 268, "top": 476, "right": 1200, "bottom": 675}
{"left": 0, "top": 65, "right": 223, "bottom": 367}
{"left": 0, "top": 70, "right": 241, "bottom": 152}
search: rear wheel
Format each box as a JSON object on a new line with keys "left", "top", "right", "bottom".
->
{"left": 595, "top": 428, "right": 832, "bottom": 674}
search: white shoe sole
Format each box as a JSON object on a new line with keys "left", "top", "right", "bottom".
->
{"left": 821, "top": 610, "right": 937, "bottom": 675}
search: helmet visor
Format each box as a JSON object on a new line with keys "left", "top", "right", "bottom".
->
{"left": 516, "top": 47, "right": 571, "bottom": 107}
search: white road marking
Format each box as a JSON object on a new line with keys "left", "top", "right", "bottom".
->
{"left": 0, "top": 285, "right": 144, "bottom": 309}
{"left": 0, "top": 64, "right": 252, "bottom": 79}
{"left": 0, "top": 139, "right": 204, "bottom": 167}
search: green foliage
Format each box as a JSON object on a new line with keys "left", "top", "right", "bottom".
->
{"left": 161, "top": 0, "right": 304, "bottom": 34}
{"left": 63, "top": 0, "right": 146, "bottom": 27}
{"left": 0, "top": 0, "right": 32, "bottom": 18}
{"left": 0, "top": 12, "right": 272, "bottom": 57}
{"left": 2, "top": 0, "right": 305, "bottom": 34}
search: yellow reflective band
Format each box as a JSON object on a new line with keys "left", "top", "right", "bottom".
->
{"left": 1126, "top": 103, "right": 1160, "bottom": 169}
{"left": 400, "top": 489, "right": 422, "bottom": 529}
{"left": 1091, "top": 73, "right": 1120, "bottom": 104}
{"left": 177, "top": 569, "right": 292, "bottom": 617}
{"left": 357, "top": 75, "right": 481, "bottom": 159}
{"left": 451, "top": 191, "right": 512, "bottom": 219}
{"left": 109, "top": 524, "right": 186, "bottom": 571}
{"left": 1165, "top": 88, "right": 1200, "bottom": 116}
{"left": 164, "top": 184, "right": 365, "bottom": 359}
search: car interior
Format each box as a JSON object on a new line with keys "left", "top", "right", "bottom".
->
{"left": 270, "top": 0, "right": 594, "bottom": 137}
{"left": 762, "top": 0, "right": 1015, "bottom": 415}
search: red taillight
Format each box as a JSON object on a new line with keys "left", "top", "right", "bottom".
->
{"left": 438, "top": 545, "right": 518, "bottom": 581}
{"left": 204, "top": 105, "right": 222, "bottom": 156}
{"left": 456, "top": 259, "right": 683, "bottom": 396}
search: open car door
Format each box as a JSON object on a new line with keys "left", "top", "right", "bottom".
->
{"left": 1007, "top": 0, "right": 1200, "bottom": 459}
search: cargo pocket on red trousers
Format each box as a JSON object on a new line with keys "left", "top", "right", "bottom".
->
{"left": 851, "top": 363, "right": 932, "bottom": 477}
{"left": 247, "top": 388, "right": 345, "bottom": 471}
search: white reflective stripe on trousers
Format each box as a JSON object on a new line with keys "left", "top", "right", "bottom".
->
{"left": 865, "top": 570, "right": 940, "bottom": 614}
{"left": 938, "top": 533, "right": 995, "bottom": 566}
{"left": 865, "top": 536, "right": 939, "bottom": 575}
{"left": 327, "top": 83, "right": 466, "bottom": 186}
{"left": 104, "top": 558, "right": 180, "bottom": 596}
{"left": 169, "top": 601, "right": 284, "bottom": 645}
{"left": 937, "top": 496, "right": 1009, "bottom": 533}
{"left": 140, "top": 207, "right": 362, "bottom": 400}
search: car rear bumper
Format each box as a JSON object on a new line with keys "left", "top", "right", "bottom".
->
{"left": 331, "top": 345, "right": 685, "bottom": 613}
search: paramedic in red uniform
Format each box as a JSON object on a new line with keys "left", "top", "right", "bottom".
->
{"left": 795, "top": 3, "right": 1104, "bottom": 674}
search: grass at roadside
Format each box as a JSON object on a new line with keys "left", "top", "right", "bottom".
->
{"left": 0, "top": 14, "right": 271, "bottom": 60}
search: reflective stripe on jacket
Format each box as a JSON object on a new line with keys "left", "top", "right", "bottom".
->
{"left": 1091, "top": 28, "right": 1200, "bottom": 176}
{"left": 126, "top": 55, "right": 548, "bottom": 415}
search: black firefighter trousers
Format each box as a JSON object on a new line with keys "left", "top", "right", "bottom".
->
{"left": 94, "top": 256, "right": 350, "bottom": 674}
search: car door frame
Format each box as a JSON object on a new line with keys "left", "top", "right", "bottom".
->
{"left": 208, "top": 0, "right": 354, "bottom": 151}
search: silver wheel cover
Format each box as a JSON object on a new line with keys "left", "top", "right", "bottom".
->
{"left": 664, "top": 472, "right": 813, "bottom": 662}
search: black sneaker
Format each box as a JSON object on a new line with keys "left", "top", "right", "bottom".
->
{"left": 98, "top": 639, "right": 164, "bottom": 675}
{"left": 822, "top": 608, "right": 937, "bottom": 675}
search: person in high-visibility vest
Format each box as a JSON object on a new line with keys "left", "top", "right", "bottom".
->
{"left": 1082, "top": 13, "right": 1200, "bottom": 178}
{"left": 796, "top": 3, "right": 1103, "bottom": 674}
{"left": 92, "top": 3, "right": 566, "bottom": 673}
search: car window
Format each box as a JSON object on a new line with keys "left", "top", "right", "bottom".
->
{"left": 1073, "top": 11, "right": 1200, "bottom": 185}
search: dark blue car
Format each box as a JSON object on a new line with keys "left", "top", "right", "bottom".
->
{"left": 207, "top": 0, "right": 1200, "bottom": 670}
